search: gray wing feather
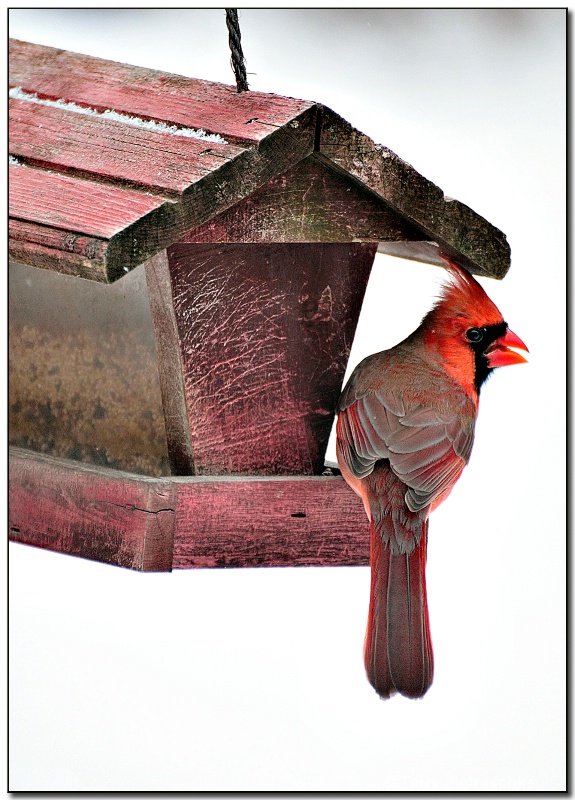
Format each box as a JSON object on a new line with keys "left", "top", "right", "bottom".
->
{"left": 338, "top": 380, "right": 475, "bottom": 512}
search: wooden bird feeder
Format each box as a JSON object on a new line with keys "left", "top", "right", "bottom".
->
{"left": 8, "top": 39, "right": 510, "bottom": 571}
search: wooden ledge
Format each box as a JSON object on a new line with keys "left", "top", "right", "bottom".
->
{"left": 9, "top": 447, "right": 368, "bottom": 572}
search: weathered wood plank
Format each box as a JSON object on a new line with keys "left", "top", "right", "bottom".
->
{"left": 377, "top": 240, "right": 448, "bottom": 267}
{"left": 171, "top": 474, "right": 368, "bottom": 568}
{"left": 166, "top": 242, "right": 377, "bottom": 476}
{"left": 9, "top": 163, "right": 180, "bottom": 281}
{"left": 9, "top": 219, "right": 108, "bottom": 267}
{"left": 9, "top": 163, "right": 168, "bottom": 239}
{"left": 9, "top": 163, "right": 177, "bottom": 281}
{"left": 10, "top": 97, "right": 247, "bottom": 197}
{"left": 317, "top": 107, "right": 510, "bottom": 278}
{"left": 8, "top": 39, "right": 511, "bottom": 282}
{"left": 9, "top": 233, "right": 108, "bottom": 281}
{"left": 9, "top": 104, "right": 318, "bottom": 280}
{"left": 144, "top": 250, "right": 195, "bottom": 476}
{"left": 9, "top": 448, "right": 369, "bottom": 570}
{"left": 173, "top": 105, "right": 318, "bottom": 241}
{"left": 9, "top": 218, "right": 113, "bottom": 281}
{"left": 182, "top": 155, "right": 428, "bottom": 244}
{"left": 9, "top": 448, "right": 176, "bottom": 571}
{"left": 9, "top": 38, "right": 316, "bottom": 146}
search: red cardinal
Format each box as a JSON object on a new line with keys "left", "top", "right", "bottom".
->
{"left": 336, "top": 258, "right": 528, "bottom": 699}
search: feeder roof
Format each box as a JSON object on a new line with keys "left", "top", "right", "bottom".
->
{"left": 9, "top": 38, "right": 510, "bottom": 282}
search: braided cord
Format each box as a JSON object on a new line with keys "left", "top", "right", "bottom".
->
{"left": 225, "top": 9, "right": 249, "bottom": 93}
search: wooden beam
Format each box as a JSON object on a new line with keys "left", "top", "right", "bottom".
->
{"left": 8, "top": 38, "right": 511, "bottom": 281}
{"left": 9, "top": 163, "right": 168, "bottom": 239}
{"left": 9, "top": 448, "right": 176, "bottom": 571}
{"left": 9, "top": 104, "right": 319, "bottom": 281}
{"left": 317, "top": 107, "right": 511, "bottom": 278}
{"left": 9, "top": 219, "right": 109, "bottom": 281}
{"left": 9, "top": 163, "right": 173, "bottom": 282}
{"left": 9, "top": 448, "right": 369, "bottom": 571}
{"left": 171, "top": 472, "right": 368, "bottom": 569}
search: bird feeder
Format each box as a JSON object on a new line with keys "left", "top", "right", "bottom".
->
{"left": 8, "top": 39, "right": 510, "bottom": 571}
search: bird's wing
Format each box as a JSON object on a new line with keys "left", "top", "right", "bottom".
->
{"left": 337, "top": 385, "right": 475, "bottom": 512}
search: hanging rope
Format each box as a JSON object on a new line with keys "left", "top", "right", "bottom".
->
{"left": 225, "top": 9, "right": 250, "bottom": 93}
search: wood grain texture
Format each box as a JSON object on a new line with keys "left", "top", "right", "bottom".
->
{"left": 171, "top": 104, "right": 318, "bottom": 245}
{"left": 9, "top": 97, "right": 247, "bottom": 197}
{"left": 9, "top": 38, "right": 315, "bottom": 145}
{"left": 9, "top": 236, "right": 108, "bottom": 281}
{"left": 9, "top": 447, "right": 176, "bottom": 571}
{"left": 9, "top": 219, "right": 108, "bottom": 278}
{"left": 317, "top": 107, "right": 511, "bottom": 278}
{"left": 9, "top": 447, "right": 369, "bottom": 570}
{"left": 171, "top": 474, "right": 368, "bottom": 568}
{"left": 181, "top": 155, "right": 428, "bottom": 244}
{"left": 9, "top": 98, "right": 315, "bottom": 279}
{"left": 9, "top": 163, "right": 175, "bottom": 282}
{"left": 9, "top": 38, "right": 511, "bottom": 281}
{"left": 166, "top": 242, "right": 377, "bottom": 476}
{"left": 145, "top": 250, "right": 195, "bottom": 476}
{"left": 9, "top": 164, "right": 167, "bottom": 239}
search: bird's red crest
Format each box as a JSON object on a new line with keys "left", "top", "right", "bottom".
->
{"left": 431, "top": 257, "right": 505, "bottom": 329}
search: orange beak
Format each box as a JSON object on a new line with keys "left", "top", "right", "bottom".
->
{"left": 486, "top": 328, "right": 529, "bottom": 368}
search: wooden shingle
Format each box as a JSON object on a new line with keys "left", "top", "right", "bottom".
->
{"left": 9, "top": 39, "right": 509, "bottom": 281}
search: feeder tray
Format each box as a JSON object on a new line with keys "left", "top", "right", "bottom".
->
{"left": 9, "top": 39, "right": 510, "bottom": 571}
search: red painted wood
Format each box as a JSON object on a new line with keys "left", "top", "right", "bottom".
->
{"left": 165, "top": 242, "right": 377, "bottom": 476}
{"left": 9, "top": 39, "right": 315, "bottom": 146}
{"left": 9, "top": 448, "right": 368, "bottom": 570}
{"left": 8, "top": 39, "right": 510, "bottom": 280}
{"left": 172, "top": 474, "right": 368, "bottom": 568}
{"left": 10, "top": 98, "right": 246, "bottom": 197}
{"left": 9, "top": 163, "right": 182, "bottom": 280}
{"left": 9, "top": 38, "right": 318, "bottom": 280}
{"left": 9, "top": 218, "right": 124, "bottom": 283}
{"left": 9, "top": 219, "right": 108, "bottom": 280}
{"left": 9, "top": 448, "right": 176, "bottom": 571}
{"left": 9, "top": 163, "right": 166, "bottom": 238}
{"left": 9, "top": 219, "right": 108, "bottom": 264}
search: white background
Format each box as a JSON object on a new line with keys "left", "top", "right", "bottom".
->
{"left": 8, "top": 8, "right": 566, "bottom": 791}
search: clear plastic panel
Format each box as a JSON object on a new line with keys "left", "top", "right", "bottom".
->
{"left": 9, "top": 261, "right": 170, "bottom": 476}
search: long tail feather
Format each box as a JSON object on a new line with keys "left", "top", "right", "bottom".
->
{"left": 364, "top": 519, "right": 433, "bottom": 699}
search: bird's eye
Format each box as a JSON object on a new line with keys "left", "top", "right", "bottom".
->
{"left": 466, "top": 327, "right": 484, "bottom": 342}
